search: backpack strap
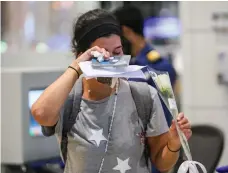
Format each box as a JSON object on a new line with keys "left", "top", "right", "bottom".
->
{"left": 128, "top": 81, "right": 153, "bottom": 170}
{"left": 61, "top": 76, "right": 83, "bottom": 163}
{"left": 128, "top": 81, "right": 153, "bottom": 132}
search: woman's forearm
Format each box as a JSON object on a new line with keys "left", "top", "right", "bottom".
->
{"left": 31, "top": 61, "right": 80, "bottom": 126}
{"left": 31, "top": 47, "right": 108, "bottom": 126}
{"left": 154, "top": 143, "right": 180, "bottom": 172}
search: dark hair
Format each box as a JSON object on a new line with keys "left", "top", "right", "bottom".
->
{"left": 72, "top": 9, "right": 120, "bottom": 55}
{"left": 113, "top": 5, "right": 144, "bottom": 36}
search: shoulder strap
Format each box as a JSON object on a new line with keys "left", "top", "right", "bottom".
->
{"left": 128, "top": 81, "right": 153, "bottom": 170}
{"left": 61, "top": 76, "right": 83, "bottom": 163}
{"left": 128, "top": 81, "right": 153, "bottom": 129}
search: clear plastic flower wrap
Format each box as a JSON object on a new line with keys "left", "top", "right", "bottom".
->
{"left": 147, "top": 67, "right": 207, "bottom": 173}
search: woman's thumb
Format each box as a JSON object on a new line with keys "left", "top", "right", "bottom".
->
{"left": 170, "top": 120, "right": 176, "bottom": 131}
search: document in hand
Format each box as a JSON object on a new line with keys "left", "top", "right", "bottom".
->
{"left": 79, "top": 61, "right": 145, "bottom": 78}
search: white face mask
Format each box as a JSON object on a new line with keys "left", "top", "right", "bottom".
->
{"left": 110, "top": 77, "right": 118, "bottom": 88}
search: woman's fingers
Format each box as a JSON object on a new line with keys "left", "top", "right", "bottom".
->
{"left": 170, "top": 120, "right": 176, "bottom": 130}
{"left": 179, "top": 123, "right": 191, "bottom": 130}
{"left": 178, "top": 118, "right": 190, "bottom": 128}
{"left": 104, "top": 51, "right": 110, "bottom": 59}
{"left": 177, "top": 113, "right": 191, "bottom": 130}
{"left": 90, "top": 46, "right": 103, "bottom": 53}
{"left": 101, "top": 48, "right": 110, "bottom": 59}
{"left": 182, "top": 129, "right": 192, "bottom": 134}
{"left": 183, "top": 129, "right": 192, "bottom": 139}
{"left": 88, "top": 46, "right": 103, "bottom": 57}
{"left": 170, "top": 113, "right": 192, "bottom": 140}
{"left": 177, "top": 112, "right": 184, "bottom": 121}
{"left": 171, "top": 114, "right": 191, "bottom": 131}
{"left": 78, "top": 46, "right": 111, "bottom": 62}
{"left": 178, "top": 116, "right": 187, "bottom": 124}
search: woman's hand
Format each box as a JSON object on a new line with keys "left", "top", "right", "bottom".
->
{"left": 70, "top": 46, "right": 110, "bottom": 75}
{"left": 78, "top": 46, "right": 110, "bottom": 62}
{"left": 168, "top": 113, "right": 192, "bottom": 150}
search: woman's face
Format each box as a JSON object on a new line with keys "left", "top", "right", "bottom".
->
{"left": 90, "top": 34, "right": 123, "bottom": 87}
{"left": 90, "top": 34, "right": 123, "bottom": 56}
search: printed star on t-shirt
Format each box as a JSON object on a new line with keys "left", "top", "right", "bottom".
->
{"left": 88, "top": 128, "right": 107, "bottom": 147}
{"left": 113, "top": 157, "right": 131, "bottom": 173}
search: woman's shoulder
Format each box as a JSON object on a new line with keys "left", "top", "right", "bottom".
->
{"left": 126, "top": 79, "right": 158, "bottom": 94}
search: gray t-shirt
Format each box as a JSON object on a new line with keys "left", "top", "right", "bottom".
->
{"left": 46, "top": 79, "right": 168, "bottom": 173}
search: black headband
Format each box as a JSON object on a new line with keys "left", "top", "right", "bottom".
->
{"left": 75, "top": 17, "right": 121, "bottom": 52}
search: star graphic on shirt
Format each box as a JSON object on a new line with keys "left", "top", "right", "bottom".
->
{"left": 88, "top": 128, "right": 107, "bottom": 147}
{"left": 113, "top": 157, "right": 131, "bottom": 173}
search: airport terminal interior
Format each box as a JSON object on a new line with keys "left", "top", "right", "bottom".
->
{"left": 1, "top": 1, "right": 228, "bottom": 173}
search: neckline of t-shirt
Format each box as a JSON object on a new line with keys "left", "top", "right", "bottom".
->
{"left": 82, "top": 92, "right": 115, "bottom": 104}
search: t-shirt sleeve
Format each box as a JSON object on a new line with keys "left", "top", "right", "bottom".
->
{"left": 146, "top": 86, "right": 169, "bottom": 137}
{"left": 41, "top": 88, "right": 74, "bottom": 137}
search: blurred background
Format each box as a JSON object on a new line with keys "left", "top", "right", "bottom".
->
{"left": 1, "top": 1, "right": 228, "bottom": 173}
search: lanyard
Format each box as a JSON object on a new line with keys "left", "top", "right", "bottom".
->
{"left": 98, "top": 80, "right": 119, "bottom": 173}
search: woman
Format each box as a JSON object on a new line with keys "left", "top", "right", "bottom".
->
{"left": 32, "top": 9, "right": 192, "bottom": 173}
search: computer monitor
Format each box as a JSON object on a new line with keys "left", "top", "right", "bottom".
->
{"left": 28, "top": 88, "right": 46, "bottom": 137}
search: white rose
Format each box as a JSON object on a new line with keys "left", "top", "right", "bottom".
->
{"left": 156, "top": 74, "right": 172, "bottom": 90}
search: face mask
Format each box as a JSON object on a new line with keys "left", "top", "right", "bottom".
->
{"left": 110, "top": 77, "right": 118, "bottom": 88}
{"left": 96, "top": 77, "right": 118, "bottom": 88}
